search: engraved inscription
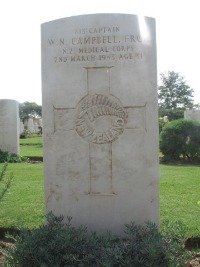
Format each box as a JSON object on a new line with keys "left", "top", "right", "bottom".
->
{"left": 47, "top": 25, "right": 144, "bottom": 63}
{"left": 74, "top": 26, "right": 120, "bottom": 34}
{"left": 75, "top": 94, "right": 127, "bottom": 144}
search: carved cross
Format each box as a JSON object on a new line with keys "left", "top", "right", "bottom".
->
{"left": 54, "top": 67, "right": 146, "bottom": 195}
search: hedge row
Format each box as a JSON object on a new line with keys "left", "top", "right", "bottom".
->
{"left": 3, "top": 213, "right": 191, "bottom": 267}
{"left": 160, "top": 119, "right": 200, "bottom": 161}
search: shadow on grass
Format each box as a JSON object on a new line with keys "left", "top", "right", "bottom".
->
{"left": 0, "top": 226, "right": 200, "bottom": 250}
{"left": 160, "top": 157, "right": 200, "bottom": 167}
{"left": 0, "top": 228, "right": 20, "bottom": 243}
{"left": 27, "top": 156, "right": 43, "bottom": 162}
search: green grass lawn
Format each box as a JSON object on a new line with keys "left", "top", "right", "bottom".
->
{"left": 1, "top": 136, "right": 200, "bottom": 237}
{"left": 20, "top": 136, "right": 42, "bottom": 145}
{"left": 20, "top": 144, "right": 43, "bottom": 157}
{"left": 20, "top": 136, "right": 43, "bottom": 158}
{"left": 160, "top": 164, "right": 200, "bottom": 236}
{"left": 0, "top": 163, "right": 44, "bottom": 228}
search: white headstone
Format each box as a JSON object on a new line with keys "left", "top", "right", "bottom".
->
{"left": 0, "top": 99, "right": 19, "bottom": 154}
{"left": 41, "top": 14, "right": 159, "bottom": 235}
{"left": 34, "top": 118, "right": 42, "bottom": 127}
{"left": 184, "top": 110, "right": 200, "bottom": 121}
{"left": 23, "top": 118, "right": 28, "bottom": 129}
{"left": 20, "top": 121, "right": 24, "bottom": 134}
{"left": 38, "top": 118, "right": 42, "bottom": 127}
{"left": 163, "top": 116, "right": 169, "bottom": 122}
{"left": 27, "top": 118, "right": 35, "bottom": 132}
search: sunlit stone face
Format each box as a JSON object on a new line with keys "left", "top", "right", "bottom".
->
{"left": 42, "top": 13, "right": 159, "bottom": 235}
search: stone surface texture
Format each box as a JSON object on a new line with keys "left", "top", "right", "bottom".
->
{"left": 184, "top": 110, "right": 200, "bottom": 121}
{"left": 0, "top": 99, "right": 19, "bottom": 155}
{"left": 41, "top": 13, "right": 159, "bottom": 235}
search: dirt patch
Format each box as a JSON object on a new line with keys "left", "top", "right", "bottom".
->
{"left": 0, "top": 241, "right": 15, "bottom": 263}
{"left": 27, "top": 156, "right": 43, "bottom": 163}
{"left": 185, "top": 253, "right": 200, "bottom": 267}
{"left": 0, "top": 228, "right": 19, "bottom": 264}
{"left": 186, "top": 238, "right": 200, "bottom": 250}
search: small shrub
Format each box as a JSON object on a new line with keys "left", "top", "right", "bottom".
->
{"left": 160, "top": 119, "right": 200, "bottom": 161}
{"left": 161, "top": 220, "right": 192, "bottom": 266}
{"left": 0, "top": 162, "right": 13, "bottom": 201}
{"left": 20, "top": 129, "right": 31, "bottom": 139}
{"left": 19, "top": 133, "right": 26, "bottom": 139}
{"left": 122, "top": 221, "right": 168, "bottom": 266}
{"left": 159, "top": 117, "right": 168, "bottom": 133}
{"left": 0, "top": 150, "right": 27, "bottom": 163}
{"left": 159, "top": 108, "right": 184, "bottom": 121}
{"left": 3, "top": 213, "right": 193, "bottom": 267}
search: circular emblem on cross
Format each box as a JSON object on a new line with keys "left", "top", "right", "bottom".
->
{"left": 75, "top": 94, "right": 127, "bottom": 144}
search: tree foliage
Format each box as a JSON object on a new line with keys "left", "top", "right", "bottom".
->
{"left": 160, "top": 119, "right": 200, "bottom": 161}
{"left": 19, "top": 102, "right": 42, "bottom": 121}
{"left": 158, "top": 71, "right": 194, "bottom": 109}
{"left": 159, "top": 108, "right": 184, "bottom": 121}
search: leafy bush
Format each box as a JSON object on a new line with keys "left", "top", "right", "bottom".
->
{"left": 122, "top": 221, "right": 168, "bottom": 266}
{"left": 3, "top": 213, "right": 192, "bottom": 267}
{"left": 160, "top": 119, "right": 200, "bottom": 161}
{"left": 0, "top": 162, "right": 13, "bottom": 201}
{"left": 159, "top": 117, "right": 168, "bottom": 133}
{"left": 0, "top": 150, "right": 27, "bottom": 163}
{"left": 20, "top": 129, "right": 32, "bottom": 139}
{"left": 161, "top": 220, "right": 191, "bottom": 266}
{"left": 159, "top": 108, "right": 184, "bottom": 121}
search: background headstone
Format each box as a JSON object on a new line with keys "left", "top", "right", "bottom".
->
{"left": 163, "top": 116, "right": 169, "bottom": 122}
{"left": 41, "top": 14, "right": 159, "bottom": 235}
{"left": 0, "top": 99, "right": 19, "bottom": 154}
{"left": 184, "top": 110, "right": 200, "bottom": 121}
{"left": 20, "top": 121, "right": 24, "bottom": 134}
{"left": 27, "top": 118, "right": 34, "bottom": 132}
